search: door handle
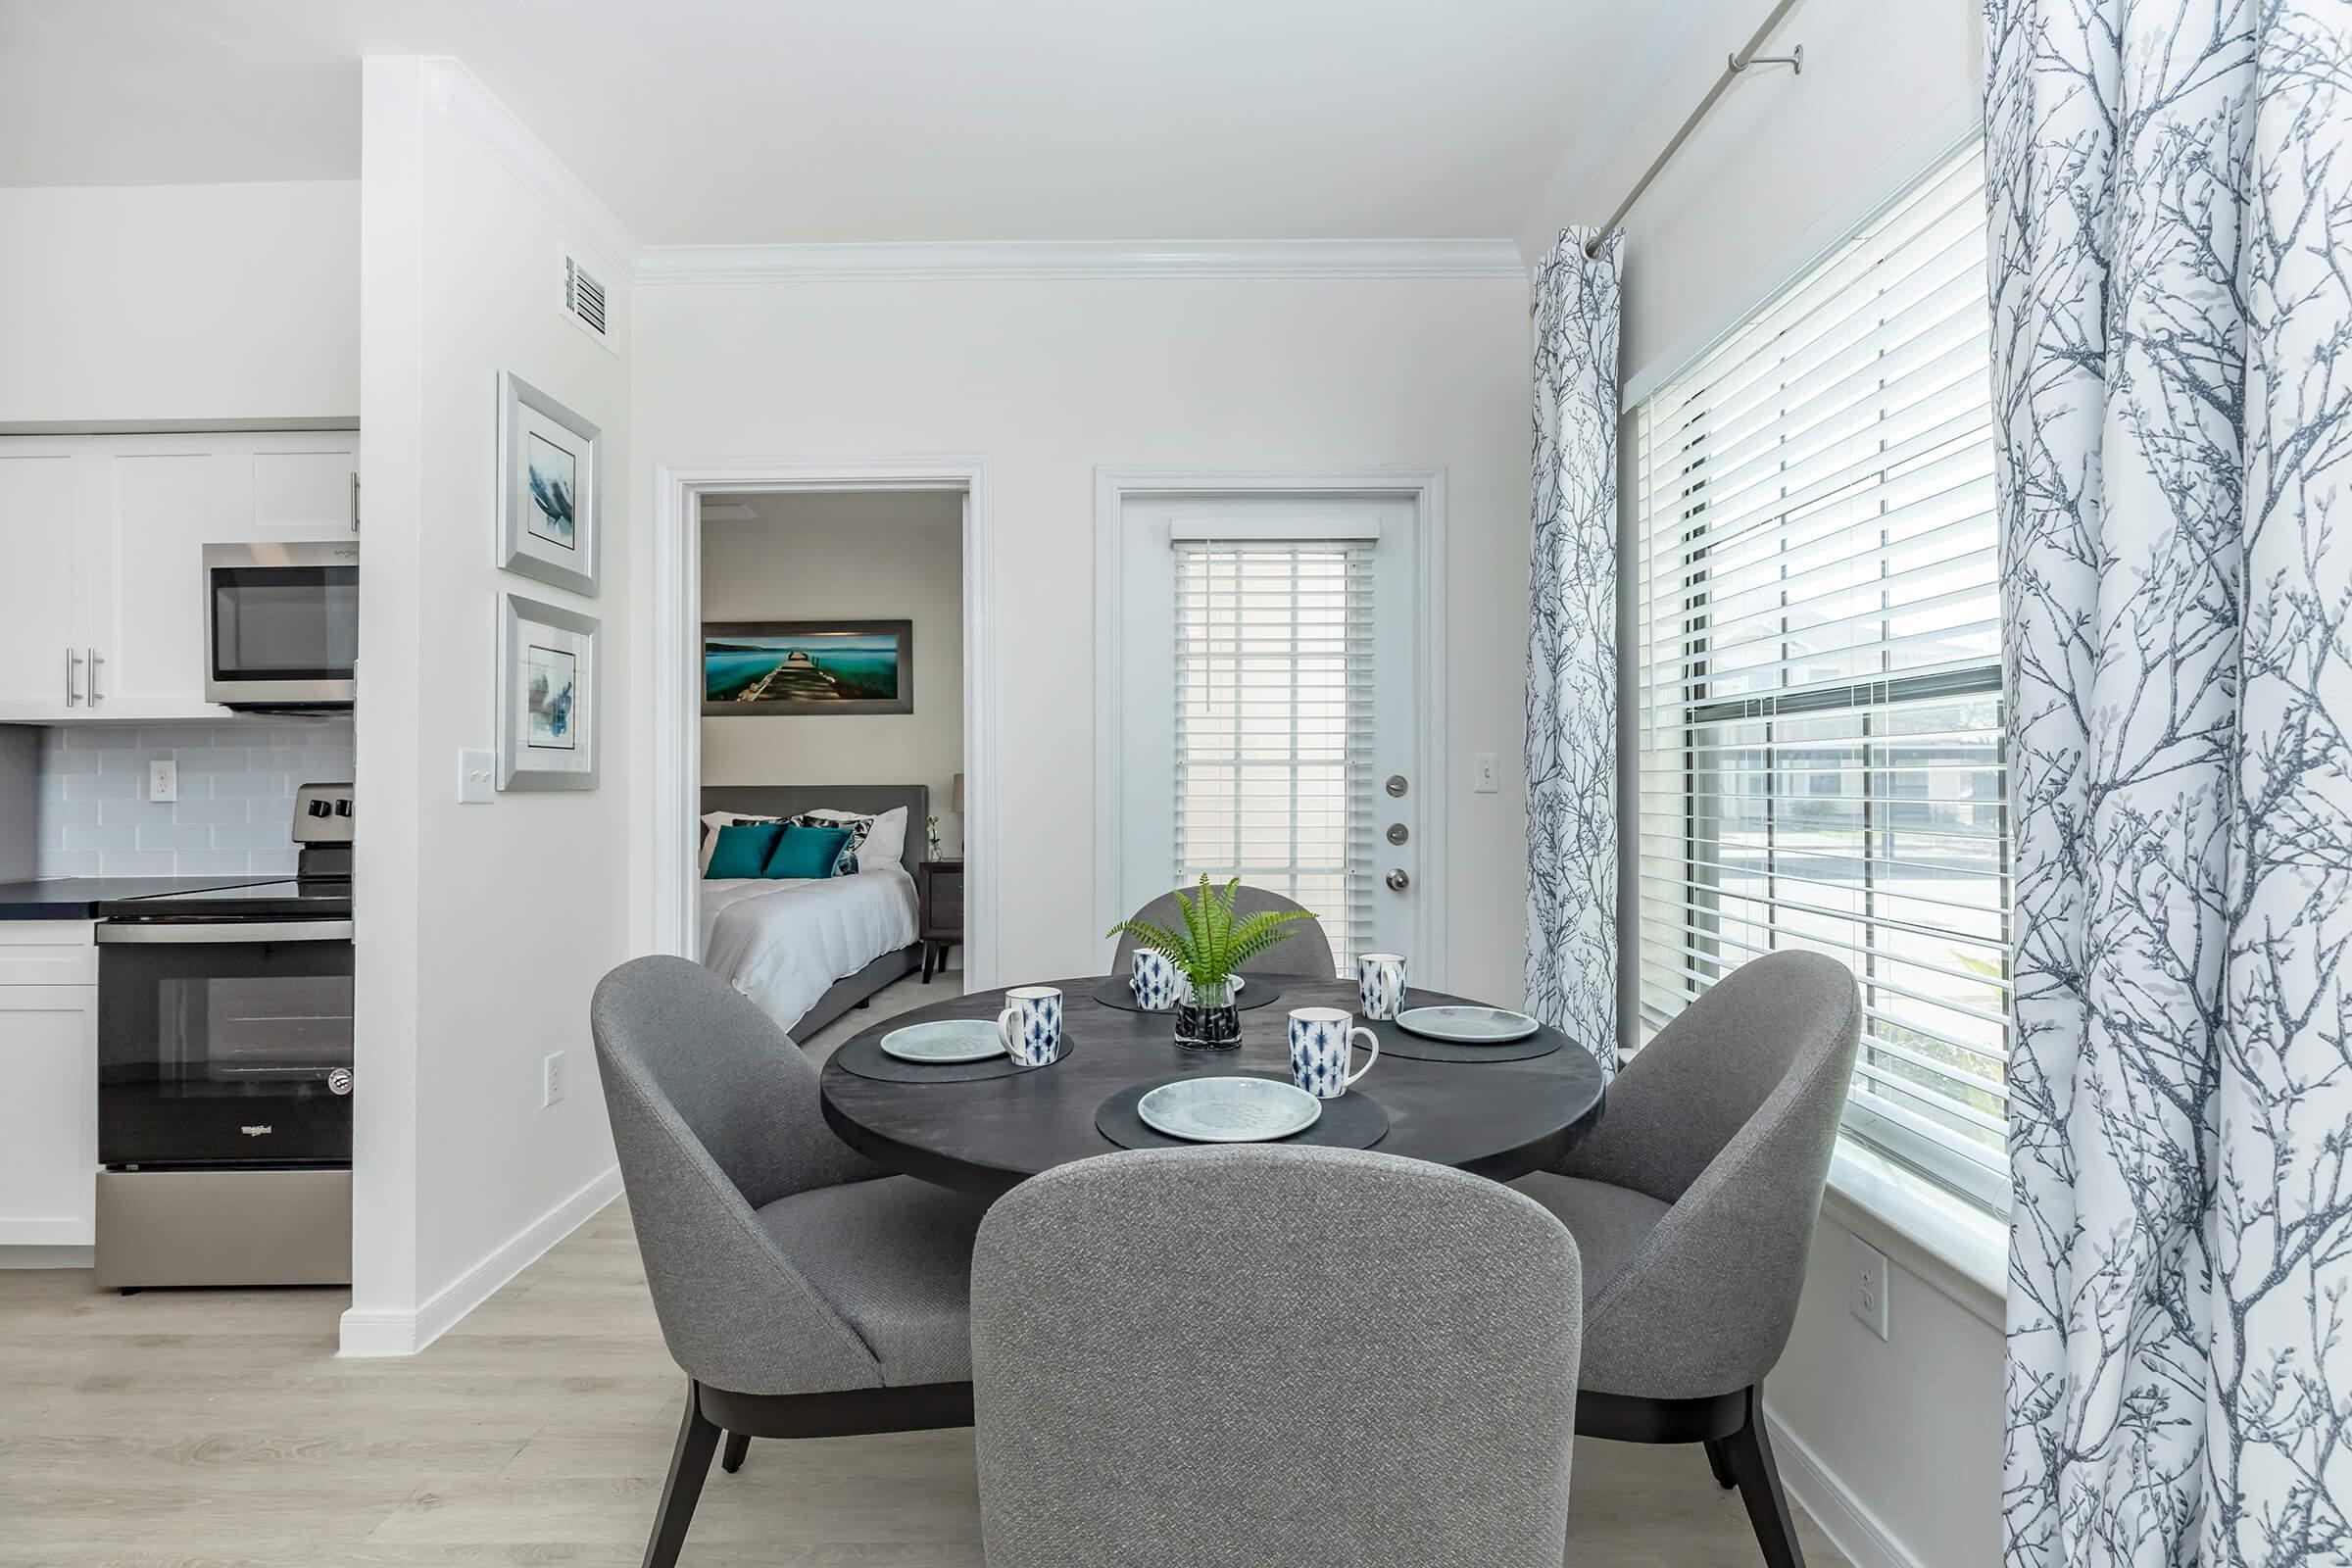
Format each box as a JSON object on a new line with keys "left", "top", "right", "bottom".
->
{"left": 87, "top": 647, "right": 103, "bottom": 706}
{"left": 65, "top": 646, "right": 81, "bottom": 707}
{"left": 349, "top": 471, "right": 361, "bottom": 532}
{"left": 1386, "top": 869, "right": 1411, "bottom": 892}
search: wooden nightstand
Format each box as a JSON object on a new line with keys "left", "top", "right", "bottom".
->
{"left": 915, "top": 858, "right": 964, "bottom": 982}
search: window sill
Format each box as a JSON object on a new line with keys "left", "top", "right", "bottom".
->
{"left": 1822, "top": 1138, "right": 2006, "bottom": 1331}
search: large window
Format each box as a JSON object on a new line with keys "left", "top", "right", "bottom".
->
{"left": 1633, "top": 143, "right": 2008, "bottom": 1211}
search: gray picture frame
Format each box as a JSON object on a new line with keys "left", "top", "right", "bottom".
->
{"left": 497, "top": 370, "right": 601, "bottom": 596}
{"left": 498, "top": 593, "right": 601, "bottom": 791}
{"left": 702, "top": 619, "right": 914, "bottom": 716}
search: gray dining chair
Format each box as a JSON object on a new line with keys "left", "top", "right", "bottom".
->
{"left": 1108, "top": 884, "right": 1338, "bottom": 978}
{"left": 971, "top": 1145, "right": 1583, "bottom": 1568}
{"left": 590, "top": 956, "right": 989, "bottom": 1568}
{"left": 1512, "top": 949, "right": 1861, "bottom": 1568}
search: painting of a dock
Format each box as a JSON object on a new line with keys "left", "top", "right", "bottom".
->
{"left": 702, "top": 620, "right": 913, "bottom": 715}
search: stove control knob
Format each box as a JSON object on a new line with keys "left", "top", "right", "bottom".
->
{"left": 327, "top": 1068, "right": 354, "bottom": 1097}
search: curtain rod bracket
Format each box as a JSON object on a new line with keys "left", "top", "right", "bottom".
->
{"left": 1729, "top": 44, "right": 1802, "bottom": 74}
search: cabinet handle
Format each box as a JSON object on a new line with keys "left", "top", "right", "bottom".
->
{"left": 87, "top": 647, "right": 102, "bottom": 706}
{"left": 64, "top": 646, "right": 81, "bottom": 708}
{"left": 349, "top": 470, "right": 361, "bottom": 533}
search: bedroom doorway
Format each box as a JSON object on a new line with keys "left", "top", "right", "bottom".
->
{"left": 652, "top": 461, "right": 996, "bottom": 1011}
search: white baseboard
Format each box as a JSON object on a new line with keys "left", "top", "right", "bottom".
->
{"left": 1764, "top": 1404, "right": 1922, "bottom": 1568}
{"left": 339, "top": 1163, "right": 622, "bottom": 1357}
{"left": 0, "top": 1245, "right": 93, "bottom": 1270}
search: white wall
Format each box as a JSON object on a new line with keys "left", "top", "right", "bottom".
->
{"left": 632, "top": 271, "right": 1532, "bottom": 1001}
{"left": 1520, "top": 5, "right": 2001, "bottom": 1566}
{"left": 0, "top": 182, "right": 358, "bottom": 426}
{"left": 347, "top": 57, "right": 633, "bottom": 1353}
{"left": 701, "top": 491, "right": 964, "bottom": 854}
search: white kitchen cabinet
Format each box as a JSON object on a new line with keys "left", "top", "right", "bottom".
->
{"left": 0, "top": 430, "right": 359, "bottom": 722}
{"left": 0, "top": 444, "right": 86, "bottom": 714}
{"left": 0, "top": 926, "right": 99, "bottom": 1248}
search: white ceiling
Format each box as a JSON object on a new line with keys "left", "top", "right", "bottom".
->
{"left": 0, "top": 0, "right": 1749, "bottom": 247}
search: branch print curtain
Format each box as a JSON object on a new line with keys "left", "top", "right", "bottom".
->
{"left": 1525, "top": 226, "right": 1623, "bottom": 1073}
{"left": 1989, "top": 2, "right": 2352, "bottom": 1561}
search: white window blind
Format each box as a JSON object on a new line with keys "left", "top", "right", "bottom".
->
{"left": 1634, "top": 141, "right": 2009, "bottom": 1212}
{"left": 1173, "top": 540, "right": 1370, "bottom": 975}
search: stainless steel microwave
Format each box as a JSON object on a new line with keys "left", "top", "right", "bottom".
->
{"left": 203, "top": 542, "right": 359, "bottom": 710}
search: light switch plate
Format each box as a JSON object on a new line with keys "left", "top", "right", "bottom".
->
{"left": 458, "top": 749, "right": 495, "bottom": 805}
{"left": 147, "top": 759, "right": 177, "bottom": 803}
{"left": 1472, "top": 752, "right": 1498, "bottom": 794}
{"left": 543, "top": 1051, "right": 565, "bottom": 1107}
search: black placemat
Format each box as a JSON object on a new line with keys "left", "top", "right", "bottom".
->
{"left": 833, "top": 1032, "right": 1078, "bottom": 1084}
{"left": 1371, "top": 1021, "right": 1567, "bottom": 1064}
{"left": 1094, "top": 1072, "right": 1389, "bottom": 1152}
{"left": 1089, "top": 975, "right": 1282, "bottom": 1014}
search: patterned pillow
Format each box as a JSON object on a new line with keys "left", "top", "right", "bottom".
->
{"left": 787, "top": 811, "right": 871, "bottom": 876}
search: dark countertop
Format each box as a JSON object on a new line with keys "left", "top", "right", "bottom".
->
{"left": 0, "top": 876, "right": 283, "bottom": 920}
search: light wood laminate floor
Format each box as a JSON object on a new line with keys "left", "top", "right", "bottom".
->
{"left": 0, "top": 979, "right": 1845, "bottom": 1566}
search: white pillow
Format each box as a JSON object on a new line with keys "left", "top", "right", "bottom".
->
{"left": 796, "top": 806, "right": 907, "bottom": 873}
{"left": 698, "top": 811, "right": 780, "bottom": 874}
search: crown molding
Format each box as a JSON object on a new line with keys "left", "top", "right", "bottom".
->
{"left": 633, "top": 237, "right": 1525, "bottom": 286}
{"left": 418, "top": 56, "right": 640, "bottom": 275}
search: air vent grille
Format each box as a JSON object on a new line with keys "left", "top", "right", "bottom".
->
{"left": 560, "top": 248, "right": 617, "bottom": 353}
{"left": 565, "top": 256, "right": 607, "bottom": 333}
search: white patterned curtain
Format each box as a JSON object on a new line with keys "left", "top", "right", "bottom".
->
{"left": 1524, "top": 226, "right": 1623, "bottom": 1074}
{"left": 1990, "top": 2, "right": 2352, "bottom": 1562}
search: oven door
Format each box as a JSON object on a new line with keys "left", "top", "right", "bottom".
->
{"left": 98, "top": 922, "right": 355, "bottom": 1167}
{"left": 203, "top": 543, "right": 359, "bottom": 709}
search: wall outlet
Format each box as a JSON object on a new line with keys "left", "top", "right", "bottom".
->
{"left": 1472, "top": 752, "right": 1498, "bottom": 794}
{"left": 1849, "top": 1234, "right": 1890, "bottom": 1341}
{"left": 458, "top": 748, "right": 495, "bottom": 805}
{"left": 147, "top": 759, "right": 177, "bottom": 803}
{"left": 542, "top": 1050, "right": 565, "bottom": 1108}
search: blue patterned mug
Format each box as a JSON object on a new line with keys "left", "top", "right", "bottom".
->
{"left": 1130, "top": 950, "right": 1180, "bottom": 1010}
{"left": 1357, "top": 953, "right": 1407, "bottom": 1021}
{"left": 1287, "top": 1006, "right": 1378, "bottom": 1100}
{"left": 997, "top": 985, "right": 1064, "bottom": 1066}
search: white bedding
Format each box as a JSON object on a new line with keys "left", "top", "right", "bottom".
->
{"left": 699, "top": 864, "right": 919, "bottom": 1036}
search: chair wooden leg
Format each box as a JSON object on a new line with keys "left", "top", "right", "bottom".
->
{"left": 720, "top": 1430, "right": 750, "bottom": 1473}
{"left": 644, "top": 1385, "right": 721, "bottom": 1568}
{"left": 1720, "top": 1386, "right": 1805, "bottom": 1568}
{"left": 1703, "top": 1436, "right": 1737, "bottom": 1490}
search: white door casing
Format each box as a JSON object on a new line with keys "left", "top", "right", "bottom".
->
{"left": 650, "top": 459, "right": 999, "bottom": 986}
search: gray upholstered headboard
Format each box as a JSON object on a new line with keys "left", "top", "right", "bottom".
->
{"left": 700, "top": 784, "right": 930, "bottom": 881}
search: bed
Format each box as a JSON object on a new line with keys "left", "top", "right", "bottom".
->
{"left": 698, "top": 783, "right": 928, "bottom": 1041}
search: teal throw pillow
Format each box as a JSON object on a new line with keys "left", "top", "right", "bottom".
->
{"left": 705, "top": 822, "right": 786, "bottom": 879}
{"left": 764, "top": 824, "right": 855, "bottom": 879}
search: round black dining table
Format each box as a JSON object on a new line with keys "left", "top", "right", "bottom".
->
{"left": 818, "top": 975, "right": 1607, "bottom": 1199}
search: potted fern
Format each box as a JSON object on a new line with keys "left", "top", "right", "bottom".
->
{"left": 1105, "top": 876, "right": 1311, "bottom": 1050}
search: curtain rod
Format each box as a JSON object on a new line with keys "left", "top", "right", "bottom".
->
{"left": 1578, "top": 0, "right": 1806, "bottom": 261}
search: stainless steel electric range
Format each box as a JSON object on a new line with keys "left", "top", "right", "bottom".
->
{"left": 92, "top": 782, "right": 354, "bottom": 1290}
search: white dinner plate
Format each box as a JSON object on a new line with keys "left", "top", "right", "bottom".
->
{"left": 1137, "top": 1076, "right": 1322, "bottom": 1143}
{"left": 880, "top": 1019, "right": 1007, "bottom": 1064}
{"left": 1393, "top": 1005, "right": 1542, "bottom": 1045}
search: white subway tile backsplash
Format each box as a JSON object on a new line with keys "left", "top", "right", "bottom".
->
{"left": 64, "top": 771, "right": 138, "bottom": 801}
{"left": 36, "top": 717, "right": 351, "bottom": 879}
{"left": 97, "top": 851, "right": 177, "bottom": 877}
{"left": 174, "top": 850, "right": 267, "bottom": 877}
